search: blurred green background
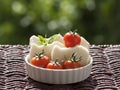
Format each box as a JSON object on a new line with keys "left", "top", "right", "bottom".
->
{"left": 0, "top": 0, "right": 120, "bottom": 45}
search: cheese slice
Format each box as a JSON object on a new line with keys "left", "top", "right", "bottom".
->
{"left": 29, "top": 41, "right": 64, "bottom": 60}
{"left": 29, "top": 35, "right": 40, "bottom": 46}
{"left": 54, "top": 34, "right": 64, "bottom": 44}
{"left": 80, "top": 36, "right": 90, "bottom": 49}
{"left": 51, "top": 45, "right": 89, "bottom": 65}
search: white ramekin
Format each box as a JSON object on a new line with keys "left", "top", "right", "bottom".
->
{"left": 25, "top": 55, "right": 93, "bottom": 84}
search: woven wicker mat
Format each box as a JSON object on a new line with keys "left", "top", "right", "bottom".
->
{"left": 0, "top": 45, "right": 120, "bottom": 90}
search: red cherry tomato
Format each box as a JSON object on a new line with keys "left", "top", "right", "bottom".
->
{"left": 63, "top": 60, "right": 82, "bottom": 69}
{"left": 46, "top": 61, "right": 63, "bottom": 69}
{"left": 63, "top": 53, "right": 83, "bottom": 69}
{"left": 30, "top": 50, "right": 50, "bottom": 68}
{"left": 64, "top": 31, "right": 81, "bottom": 47}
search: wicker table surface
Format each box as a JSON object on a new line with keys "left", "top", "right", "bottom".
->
{"left": 0, "top": 45, "right": 120, "bottom": 90}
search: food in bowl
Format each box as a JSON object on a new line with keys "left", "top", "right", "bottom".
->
{"left": 25, "top": 31, "right": 92, "bottom": 84}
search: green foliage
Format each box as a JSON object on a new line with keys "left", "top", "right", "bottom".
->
{"left": 38, "top": 34, "right": 57, "bottom": 45}
{"left": 0, "top": 0, "right": 120, "bottom": 44}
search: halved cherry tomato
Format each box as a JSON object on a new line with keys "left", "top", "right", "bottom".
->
{"left": 46, "top": 60, "right": 63, "bottom": 69}
{"left": 64, "top": 31, "right": 81, "bottom": 47}
{"left": 30, "top": 50, "right": 50, "bottom": 68}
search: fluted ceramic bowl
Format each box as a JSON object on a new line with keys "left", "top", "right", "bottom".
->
{"left": 25, "top": 55, "right": 93, "bottom": 84}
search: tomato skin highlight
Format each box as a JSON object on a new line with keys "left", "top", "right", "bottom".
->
{"left": 30, "top": 56, "right": 50, "bottom": 68}
{"left": 64, "top": 32, "right": 81, "bottom": 47}
{"left": 46, "top": 62, "right": 63, "bottom": 69}
{"left": 63, "top": 60, "right": 82, "bottom": 69}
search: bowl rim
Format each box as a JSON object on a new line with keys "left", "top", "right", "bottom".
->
{"left": 25, "top": 54, "right": 93, "bottom": 72}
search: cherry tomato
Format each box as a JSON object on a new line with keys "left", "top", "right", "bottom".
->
{"left": 46, "top": 60, "right": 63, "bottom": 69}
{"left": 30, "top": 56, "right": 50, "bottom": 68}
{"left": 63, "top": 53, "right": 82, "bottom": 69}
{"left": 63, "top": 60, "right": 82, "bottom": 69}
{"left": 64, "top": 31, "right": 81, "bottom": 47}
{"left": 30, "top": 50, "right": 50, "bottom": 68}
